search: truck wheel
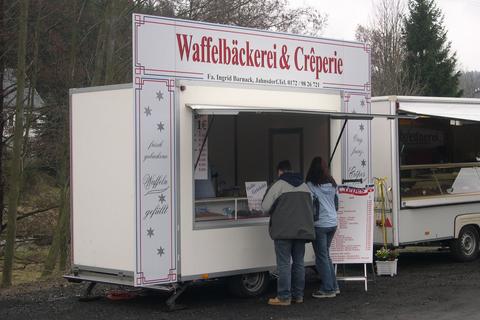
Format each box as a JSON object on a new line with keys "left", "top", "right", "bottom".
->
{"left": 451, "top": 226, "right": 479, "bottom": 262}
{"left": 227, "top": 272, "right": 269, "bottom": 297}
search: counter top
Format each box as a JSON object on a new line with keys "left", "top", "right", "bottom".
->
{"left": 195, "top": 197, "right": 248, "bottom": 203}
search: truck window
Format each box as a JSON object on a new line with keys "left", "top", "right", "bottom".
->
{"left": 398, "top": 117, "right": 480, "bottom": 206}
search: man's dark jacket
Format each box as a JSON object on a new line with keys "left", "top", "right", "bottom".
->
{"left": 262, "top": 172, "right": 315, "bottom": 240}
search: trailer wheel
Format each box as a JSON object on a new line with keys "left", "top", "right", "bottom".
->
{"left": 451, "top": 226, "right": 479, "bottom": 262}
{"left": 227, "top": 272, "right": 269, "bottom": 297}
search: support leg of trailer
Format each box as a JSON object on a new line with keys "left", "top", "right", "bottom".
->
{"left": 165, "top": 283, "right": 190, "bottom": 311}
{"left": 78, "top": 282, "right": 101, "bottom": 302}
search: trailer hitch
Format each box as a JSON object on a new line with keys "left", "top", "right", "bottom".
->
{"left": 165, "top": 282, "right": 191, "bottom": 311}
{"left": 78, "top": 282, "right": 101, "bottom": 302}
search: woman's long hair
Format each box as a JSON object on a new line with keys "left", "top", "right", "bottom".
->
{"left": 306, "top": 156, "right": 337, "bottom": 187}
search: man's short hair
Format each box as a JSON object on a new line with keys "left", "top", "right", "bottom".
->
{"left": 277, "top": 160, "right": 292, "bottom": 172}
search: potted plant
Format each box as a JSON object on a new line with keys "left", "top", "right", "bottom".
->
{"left": 375, "top": 247, "right": 398, "bottom": 276}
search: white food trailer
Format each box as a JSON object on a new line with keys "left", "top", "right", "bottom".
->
{"left": 371, "top": 96, "right": 480, "bottom": 261}
{"left": 66, "top": 15, "right": 376, "bottom": 306}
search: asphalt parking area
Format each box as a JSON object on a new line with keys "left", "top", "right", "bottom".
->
{"left": 1, "top": 250, "right": 479, "bottom": 320}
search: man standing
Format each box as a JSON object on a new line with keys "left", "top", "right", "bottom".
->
{"left": 262, "top": 160, "right": 315, "bottom": 306}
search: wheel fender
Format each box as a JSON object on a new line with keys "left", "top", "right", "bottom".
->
{"left": 454, "top": 213, "right": 480, "bottom": 238}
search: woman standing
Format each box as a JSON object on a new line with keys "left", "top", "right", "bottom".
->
{"left": 306, "top": 157, "right": 339, "bottom": 298}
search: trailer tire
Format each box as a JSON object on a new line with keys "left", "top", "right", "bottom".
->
{"left": 227, "top": 272, "right": 269, "bottom": 297}
{"left": 451, "top": 226, "right": 479, "bottom": 262}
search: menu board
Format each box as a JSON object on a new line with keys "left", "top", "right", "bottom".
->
{"left": 330, "top": 185, "right": 374, "bottom": 264}
{"left": 245, "top": 181, "right": 268, "bottom": 211}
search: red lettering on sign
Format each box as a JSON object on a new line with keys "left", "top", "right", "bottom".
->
{"left": 175, "top": 33, "right": 346, "bottom": 78}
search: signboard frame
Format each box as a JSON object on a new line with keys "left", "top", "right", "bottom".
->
{"left": 133, "top": 14, "right": 371, "bottom": 286}
{"left": 331, "top": 185, "right": 375, "bottom": 264}
{"left": 331, "top": 184, "right": 375, "bottom": 291}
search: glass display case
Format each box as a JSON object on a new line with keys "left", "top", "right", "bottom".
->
{"left": 195, "top": 197, "right": 269, "bottom": 223}
{"left": 400, "top": 162, "right": 480, "bottom": 207}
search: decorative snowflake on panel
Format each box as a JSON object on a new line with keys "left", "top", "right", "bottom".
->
{"left": 158, "top": 194, "right": 166, "bottom": 203}
{"left": 157, "top": 247, "right": 165, "bottom": 256}
{"left": 144, "top": 106, "right": 152, "bottom": 116}
{"left": 147, "top": 227, "right": 154, "bottom": 238}
{"left": 361, "top": 159, "right": 367, "bottom": 167}
{"left": 359, "top": 123, "right": 365, "bottom": 131}
{"left": 157, "top": 122, "right": 165, "bottom": 131}
{"left": 360, "top": 99, "right": 365, "bottom": 107}
{"left": 156, "top": 90, "right": 164, "bottom": 101}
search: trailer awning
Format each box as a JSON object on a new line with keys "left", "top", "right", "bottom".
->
{"left": 188, "top": 104, "right": 416, "bottom": 120}
{"left": 398, "top": 101, "right": 480, "bottom": 122}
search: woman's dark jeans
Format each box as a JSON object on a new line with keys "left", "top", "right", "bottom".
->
{"left": 312, "top": 226, "right": 338, "bottom": 293}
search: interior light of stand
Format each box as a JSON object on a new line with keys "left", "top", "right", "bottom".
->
{"left": 450, "top": 120, "right": 462, "bottom": 126}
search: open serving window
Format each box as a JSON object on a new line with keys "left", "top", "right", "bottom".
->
{"left": 398, "top": 105, "right": 480, "bottom": 207}
{"left": 192, "top": 111, "right": 331, "bottom": 226}
{"left": 178, "top": 82, "right": 344, "bottom": 230}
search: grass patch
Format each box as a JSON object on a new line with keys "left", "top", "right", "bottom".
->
{"left": 0, "top": 243, "right": 51, "bottom": 285}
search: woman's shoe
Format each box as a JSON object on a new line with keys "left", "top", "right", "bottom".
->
{"left": 292, "top": 297, "right": 304, "bottom": 304}
{"left": 312, "top": 290, "right": 336, "bottom": 298}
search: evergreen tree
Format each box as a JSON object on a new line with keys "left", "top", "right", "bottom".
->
{"left": 403, "top": 0, "right": 462, "bottom": 97}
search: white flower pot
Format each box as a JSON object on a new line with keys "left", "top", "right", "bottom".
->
{"left": 376, "top": 259, "right": 398, "bottom": 276}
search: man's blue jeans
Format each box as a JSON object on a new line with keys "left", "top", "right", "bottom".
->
{"left": 274, "top": 239, "right": 306, "bottom": 300}
{"left": 312, "top": 226, "right": 338, "bottom": 293}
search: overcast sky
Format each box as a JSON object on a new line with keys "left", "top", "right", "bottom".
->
{"left": 289, "top": 0, "right": 480, "bottom": 71}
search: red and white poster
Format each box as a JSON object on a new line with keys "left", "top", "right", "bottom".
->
{"left": 194, "top": 115, "right": 208, "bottom": 180}
{"left": 331, "top": 185, "right": 374, "bottom": 264}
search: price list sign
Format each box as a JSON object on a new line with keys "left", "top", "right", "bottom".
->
{"left": 330, "top": 185, "right": 374, "bottom": 264}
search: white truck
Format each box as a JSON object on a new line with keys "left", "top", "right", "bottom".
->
{"left": 371, "top": 96, "right": 480, "bottom": 261}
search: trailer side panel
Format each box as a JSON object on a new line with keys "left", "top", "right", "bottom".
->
{"left": 71, "top": 86, "right": 135, "bottom": 274}
{"left": 371, "top": 99, "right": 396, "bottom": 245}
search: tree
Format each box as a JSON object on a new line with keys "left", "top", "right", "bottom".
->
{"left": 0, "top": 0, "right": 5, "bottom": 233}
{"left": 43, "top": 0, "right": 84, "bottom": 276}
{"left": 356, "top": 0, "right": 422, "bottom": 96}
{"left": 0, "top": 0, "right": 327, "bottom": 281}
{"left": 171, "top": 0, "right": 327, "bottom": 36}
{"left": 403, "top": 0, "right": 462, "bottom": 97}
{"left": 2, "top": 0, "right": 29, "bottom": 288}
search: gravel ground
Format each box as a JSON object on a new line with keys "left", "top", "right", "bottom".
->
{"left": 1, "top": 250, "right": 479, "bottom": 320}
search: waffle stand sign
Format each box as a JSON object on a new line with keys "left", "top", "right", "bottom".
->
{"left": 131, "top": 15, "right": 370, "bottom": 286}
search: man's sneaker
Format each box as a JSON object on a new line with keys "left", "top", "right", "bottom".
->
{"left": 292, "top": 297, "right": 304, "bottom": 304}
{"left": 312, "top": 290, "right": 336, "bottom": 299}
{"left": 335, "top": 288, "right": 341, "bottom": 295}
{"left": 268, "top": 297, "right": 291, "bottom": 306}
